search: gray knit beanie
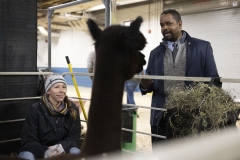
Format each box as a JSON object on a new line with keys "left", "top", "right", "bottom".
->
{"left": 45, "top": 74, "right": 67, "bottom": 92}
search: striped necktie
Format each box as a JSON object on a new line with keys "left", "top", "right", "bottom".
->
{"left": 172, "top": 42, "right": 178, "bottom": 63}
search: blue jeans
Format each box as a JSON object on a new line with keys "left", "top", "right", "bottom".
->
{"left": 125, "top": 81, "right": 139, "bottom": 104}
{"left": 19, "top": 147, "right": 81, "bottom": 160}
{"left": 69, "top": 147, "right": 81, "bottom": 154}
{"left": 19, "top": 151, "right": 35, "bottom": 160}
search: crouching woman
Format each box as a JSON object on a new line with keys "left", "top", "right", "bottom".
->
{"left": 19, "top": 74, "right": 81, "bottom": 160}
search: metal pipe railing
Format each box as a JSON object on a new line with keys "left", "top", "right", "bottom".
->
{"left": 0, "top": 119, "right": 25, "bottom": 124}
{"left": 0, "top": 72, "right": 52, "bottom": 75}
{"left": 122, "top": 128, "right": 166, "bottom": 139}
{"left": 0, "top": 138, "right": 21, "bottom": 144}
{"left": 1, "top": 72, "right": 239, "bottom": 145}
{"left": 62, "top": 72, "right": 240, "bottom": 83}
{"left": 48, "top": 0, "right": 91, "bottom": 10}
{"left": 123, "top": 103, "right": 166, "bottom": 111}
{"left": 0, "top": 96, "right": 40, "bottom": 101}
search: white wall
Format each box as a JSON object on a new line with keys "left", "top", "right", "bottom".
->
{"left": 181, "top": 8, "right": 240, "bottom": 99}
{"left": 37, "top": 3, "right": 240, "bottom": 99}
{"left": 37, "top": 2, "right": 163, "bottom": 69}
{"left": 37, "top": 30, "right": 95, "bottom": 68}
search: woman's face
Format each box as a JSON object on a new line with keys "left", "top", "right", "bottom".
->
{"left": 47, "top": 82, "right": 67, "bottom": 105}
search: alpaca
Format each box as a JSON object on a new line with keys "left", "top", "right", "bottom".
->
{"left": 80, "top": 16, "right": 146, "bottom": 157}
{"left": 0, "top": 16, "right": 146, "bottom": 159}
{"left": 49, "top": 16, "right": 146, "bottom": 160}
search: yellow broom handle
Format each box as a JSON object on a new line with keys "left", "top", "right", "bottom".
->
{"left": 65, "top": 56, "right": 88, "bottom": 122}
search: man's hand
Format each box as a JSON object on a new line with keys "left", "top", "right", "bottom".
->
{"left": 140, "top": 73, "right": 153, "bottom": 88}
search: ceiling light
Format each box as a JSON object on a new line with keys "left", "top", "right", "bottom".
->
{"left": 233, "top": 0, "right": 238, "bottom": 7}
{"left": 164, "top": 0, "right": 174, "bottom": 5}
{"left": 37, "top": 26, "right": 60, "bottom": 37}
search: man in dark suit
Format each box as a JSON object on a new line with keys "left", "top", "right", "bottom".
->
{"left": 139, "top": 9, "right": 219, "bottom": 148}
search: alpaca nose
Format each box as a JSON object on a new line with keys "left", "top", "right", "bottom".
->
{"left": 140, "top": 53, "right": 146, "bottom": 65}
{"left": 142, "top": 59, "right": 146, "bottom": 65}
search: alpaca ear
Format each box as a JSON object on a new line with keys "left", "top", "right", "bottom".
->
{"left": 130, "top": 16, "right": 143, "bottom": 30}
{"left": 87, "top": 18, "right": 102, "bottom": 41}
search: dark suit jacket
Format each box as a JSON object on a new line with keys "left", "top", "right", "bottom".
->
{"left": 140, "top": 31, "right": 219, "bottom": 126}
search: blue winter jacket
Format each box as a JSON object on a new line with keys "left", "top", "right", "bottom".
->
{"left": 140, "top": 31, "right": 219, "bottom": 126}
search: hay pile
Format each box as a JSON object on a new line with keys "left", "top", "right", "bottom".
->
{"left": 165, "top": 82, "right": 240, "bottom": 138}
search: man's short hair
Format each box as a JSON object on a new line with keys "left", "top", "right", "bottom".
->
{"left": 161, "top": 9, "right": 181, "bottom": 22}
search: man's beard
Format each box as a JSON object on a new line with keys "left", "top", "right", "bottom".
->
{"left": 163, "top": 33, "right": 174, "bottom": 42}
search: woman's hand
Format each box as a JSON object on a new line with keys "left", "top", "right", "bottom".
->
{"left": 49, "top": 146, "right": 62, "bottom": 157}
{"left": 44, "top": 144, "right": 64, "bottom": 158}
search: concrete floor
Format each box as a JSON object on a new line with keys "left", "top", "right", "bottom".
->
{"left": 66, "top": 85, "right": 153, "bottom": 154}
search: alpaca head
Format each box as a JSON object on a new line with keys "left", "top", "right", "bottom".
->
{"left": 87, "top": 16, "right": 147, "bottom": 81}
